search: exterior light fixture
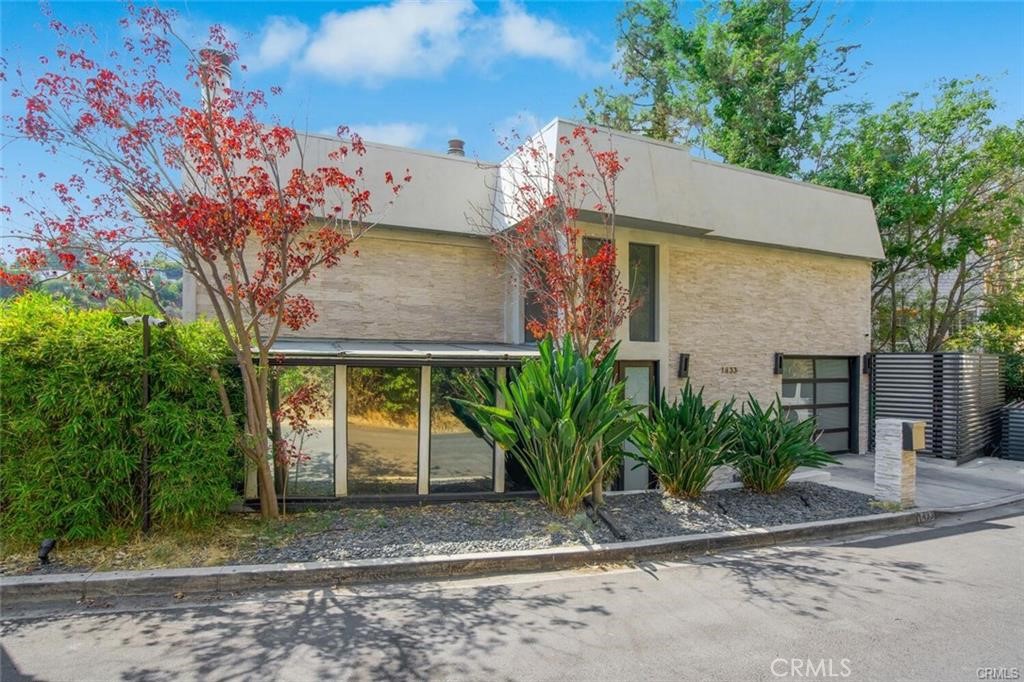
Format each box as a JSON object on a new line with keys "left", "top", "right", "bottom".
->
{"left": 862, "top": 353, "right": 874, "bottom": 374}
{"left": 773, "top": 353, "right": 785, "bottom": 375}
{"left": 677, "top": 353, "right": 690, "bottom": 378}
{"left": 120, "top": 314, "right": 167, "bottom": 534}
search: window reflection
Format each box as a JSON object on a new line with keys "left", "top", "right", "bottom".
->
{"left": 430, "top": 367, "right": 495, "bottom": 493}
{"left": 276, "top": 366, "right": 334, "bottom": 497}
{"left": 347, "top": 367, "right": 420, "bottom": 495}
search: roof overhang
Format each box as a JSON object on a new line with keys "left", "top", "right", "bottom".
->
{"left": 266, "top": 339, "right": 539, "bottom": 366}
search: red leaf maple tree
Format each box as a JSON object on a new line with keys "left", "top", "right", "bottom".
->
{"left": 479, "top": 124, "right": 633, "bottom": 358}
{"left": 473, "top": 124, "right": 634, "bottom": 505}
{"left": 1, "top": 5, "right": 409, "bottom": 518}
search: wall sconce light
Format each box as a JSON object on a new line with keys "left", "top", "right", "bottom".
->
{"left": 862, "top": 353, "right": 874, "bottom": 374}
{"left": 773, "top": 353, "right": 785, "bottom": 375}
{"left": 677, "top": 353, "right": 690, "bottom": 378}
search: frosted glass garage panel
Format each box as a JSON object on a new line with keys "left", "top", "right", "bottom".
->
{"left": 816, "top": 431, "right": 849, "bottom": 453}
{"left": 781, "top": 382, "right": 814, "bottom": 406}
{"left": 817, "top": 382, "right": 849, "bottom": 405}
{"left": 783, "top": 358, "right": 813, "bottom": 379}
{"left": 816, "top": 407, "right": 850, "bottom": 430}
{"left": 815, "top": 358, "right": 849, "bottom": 378}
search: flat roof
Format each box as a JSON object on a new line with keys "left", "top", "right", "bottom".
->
{"left": 286, "top": 118, "right": 885, "bottom": 260}
{"left": 268, "top": 339, "right": 539, "bottom": 365}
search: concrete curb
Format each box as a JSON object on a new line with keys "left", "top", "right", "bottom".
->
{"left": 930, "top": 492, "right": 1024, "bottom": 516}
{"left": 0, "top": 509, "right": 934, "bottom": 607}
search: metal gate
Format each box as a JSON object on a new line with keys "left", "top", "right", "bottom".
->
{"left": 869, "top": 352, "right": 1004, "bottom": 463}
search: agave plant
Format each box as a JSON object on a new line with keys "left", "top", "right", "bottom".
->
{"left": 630, "top": 383, "right": 735, "bottom": 498}
{"left": 726, "top": 395, "right": 838, "bottom": 494}
{"left": 454, "top": 335, "right": 639, "bottom": 514}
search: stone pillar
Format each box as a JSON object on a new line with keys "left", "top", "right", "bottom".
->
{"left": 874, "top": 418, "right": 925, "bottom": 508}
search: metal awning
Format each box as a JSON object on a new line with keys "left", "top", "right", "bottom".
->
{"left": 266, "top": 338, "right": 540, "bottom": 366}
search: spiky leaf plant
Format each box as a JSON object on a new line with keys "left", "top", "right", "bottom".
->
{"left": 630, "top": 383, "right": 735, "bottom": 498}
{"left": 454, "top": 336, "right": 639, "bottom": 515}
{"left": 726, "top": 395, "right": 838, "bottom": 494}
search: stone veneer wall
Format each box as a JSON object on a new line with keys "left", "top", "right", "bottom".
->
{"left": 195, "top": 226, "right": 508, "bottom": 342}
{"left": 662, "top": 235, "right": 873, "bottom": 453}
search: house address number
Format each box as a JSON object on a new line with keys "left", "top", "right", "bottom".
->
{"left": 720, "top": 366, "right": 738, "bottom": 374}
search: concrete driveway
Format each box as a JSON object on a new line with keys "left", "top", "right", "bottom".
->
{"left": 827, "top": 454, "right": 1024, "bottom": 508}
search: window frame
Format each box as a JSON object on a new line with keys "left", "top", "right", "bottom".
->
{"left": 780, "top": 355, "right": 856, "bottom": 454}
{"left": 628, "top": 242, "right": 658, "bottom": 342}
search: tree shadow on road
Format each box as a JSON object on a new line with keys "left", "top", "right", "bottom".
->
{"left": 637, "top": 547, "right": 947, "bottom": 620}
{"left": 1, "top": 581, "right": 613, "bottom": 681}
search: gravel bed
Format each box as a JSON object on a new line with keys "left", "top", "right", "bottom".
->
{"left": 603, "top": 482, "right": 883, "bottom": 540}
{"left": 5, "top": 483, "right": 885, "bottom": 574}
{"left": 239, "top": 498, "right": 616, "bottom": 564}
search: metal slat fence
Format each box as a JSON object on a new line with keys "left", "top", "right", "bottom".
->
{"left": 869, "top": 353, "right": 1005, "bottom": 463}
{"left": 1004, "top": 401, "right": 1024, "bottom": 461}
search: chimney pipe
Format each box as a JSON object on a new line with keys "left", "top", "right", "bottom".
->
{"left": 447, "top": 139, "right": 465, "bottom": 157}
{"left": 198, "top": 48, "right": 233, "bottom": 107}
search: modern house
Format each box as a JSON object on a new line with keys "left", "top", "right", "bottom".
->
{"left": 182, "top": 119, "right": 885, "bottom": 501}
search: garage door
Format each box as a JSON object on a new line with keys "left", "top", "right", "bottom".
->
{"left": 781, "top": 356, "right": 854, "bottom": 453}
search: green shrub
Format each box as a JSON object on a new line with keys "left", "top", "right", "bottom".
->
{"left": 630, "top": 384, "right": 735, "bottom": 498}
{"left": 0, "top": 293, "right": 240, "bottom": 542}
{"left": 726, "top": 395, "right": 838, "bottom": 494}
{"left": 455, "top": 336, "right": 639, "bottom": 514}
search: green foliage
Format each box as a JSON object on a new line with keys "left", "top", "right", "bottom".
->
{"left": 455, "top": 336, "right": 639, "bottom": 515}
{"left": 726, "top": 395, "right": 837, "bottom": 494}
{"left": 947, "top": 297, "right": 1024, "bottom": 401}
{"left": 580, "top": 0, "right": 862, "bottom": 176}
{"left": 0, "top": 293, "right": 239, "bottom": 542}
{"left": 630, "top": 383, "right": 736, "bottom": 498}
{"left": 813, "top": 79, "right": 1024, "bottom": 352}
{"left": 347, "top": 366, "right": 421, "bottom": 423}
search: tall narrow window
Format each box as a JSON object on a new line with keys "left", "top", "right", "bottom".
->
{"left": 523, "top": 290, "right": 544, "bottom": 343}
{"left": 582, "top": 236, "right": 606, "bottom": 258}
{"left": 629, "top": 243, "right": 657, "bottom": 341}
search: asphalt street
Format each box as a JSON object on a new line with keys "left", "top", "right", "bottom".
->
{"left": 2, "top": 505, "right": 1022, "bottom": 682}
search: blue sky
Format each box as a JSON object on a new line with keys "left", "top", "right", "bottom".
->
{"left": 2, "top": 0, "right": 1022, "bottom": 168}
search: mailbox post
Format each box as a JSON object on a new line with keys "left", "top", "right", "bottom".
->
{"left": 874, "top": 418, "right": 926, "bottom": 508}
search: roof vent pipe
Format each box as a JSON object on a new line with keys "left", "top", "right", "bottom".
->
{"left": 198, "top": 48, "right": 233, "bottom": 108}
{"left": 447, "top": 139, "right": 465, "bottom": 156}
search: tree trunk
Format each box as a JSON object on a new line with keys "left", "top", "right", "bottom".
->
{"left": 254, "top": 455, "right": 279, "bottom": 519}
{"left": 238, "top": 358, "right": 279, "bottom": 519}
{"left": 889, "top": 275, "right": 898, "bottom": 352}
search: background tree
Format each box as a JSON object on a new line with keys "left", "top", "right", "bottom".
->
{"left": 580, "top": 0, "right": 863, "bottom": 176}
{"left": 578, "top": 0, "right": 686, "bottom": 142}
{"left": 1, "top": 5, "right": 408, "bottom": 518}
{"left": 812, "top": 79, "right": 1024, "bottom": 352}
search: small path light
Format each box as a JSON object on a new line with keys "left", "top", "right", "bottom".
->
{"left": 121, "top": 314, "right": 167, "bottom": 535}
{"left": 38, "top": 538, "right": 56, "bottom": 565}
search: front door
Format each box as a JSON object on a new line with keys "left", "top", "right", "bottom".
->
{"left": 618, "top": 361, "right": 656, "bottom": 490}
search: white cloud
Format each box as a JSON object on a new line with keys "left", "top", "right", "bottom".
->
{"left": 497, "top": 1, "right": 597, "bottom": 74}
{"left": 343, "top": 122, "right": 429, "bottom": 147}
{"left": 228, "top": 2, "right": 599, "bottom": 84}
{"left": 301, "top": 0, "right": 477, "bottom": 85}
{"left": 494, "top": 109, "right": 542, "bottom": 141}
{"left": 246, "top": 17, "right": 310, "bottom": 71}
